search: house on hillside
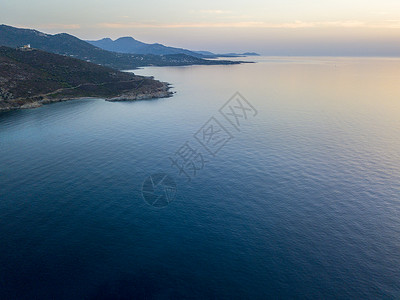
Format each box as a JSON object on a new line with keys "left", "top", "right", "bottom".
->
{"left": 19, "top": 44, "right": 32, "bottom": 51}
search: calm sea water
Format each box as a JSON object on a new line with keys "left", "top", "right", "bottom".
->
{"left": 1, "top": 57, "right": 400, "bottom": 299}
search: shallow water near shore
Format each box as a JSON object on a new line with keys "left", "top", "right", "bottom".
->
{"left": 1, "top": 57, "right": 400, "bottom": 299}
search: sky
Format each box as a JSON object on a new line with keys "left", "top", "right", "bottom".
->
{"left": 2, "top": 0, "right": 400, "bottom": 56}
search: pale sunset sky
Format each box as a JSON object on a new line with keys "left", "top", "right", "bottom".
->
{"left": 2, "top": 0, "right": 400, "bottom": 55}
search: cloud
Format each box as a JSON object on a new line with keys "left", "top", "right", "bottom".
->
{"left": 97, "top": 20, "right": 400, "bottom": 29}
{"left": 198, "top": 10, "right": 233, "bottom": 15}
{"left": 98, "top": 21, "right": 263, "bottom": 29}
{"left": 36, "top": 23, "right": 81, "bottom": 30}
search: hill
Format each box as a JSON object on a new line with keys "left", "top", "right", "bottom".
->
{"left": 88, "top": 37, "right": 208, "bottom": 58}
{"left": 88, "top": 37, "right": 260, "bottom": 58}
{"left": 0, "top": 46, "right": 172, "bottom": 111}
{"left": 0, "top": 25, "right": 242, "bottom": 69}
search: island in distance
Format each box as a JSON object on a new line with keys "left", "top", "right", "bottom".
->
{"left": 0, "top": 46, "right": 172, "bottom": 111}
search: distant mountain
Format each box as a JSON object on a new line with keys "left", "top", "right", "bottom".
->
{"left": 216, "top": 52, "right": 261, "bottom": 57}
{"left": 0, "top": 46, "right": 171, "bottom": 111}
{"left": 88, "top": 37, "right": 260, "bottom": 58}
{"left": 0, "top": 25, "right": 242, "bottom": 69}
{"left": 193, "top": 50, "right": 217, "bottom": 57}
{"left": 88, "top": 37, "right": 208, "bottom": 58}
{"left": 242, "top": 52, "right": 260, "bottom": 56}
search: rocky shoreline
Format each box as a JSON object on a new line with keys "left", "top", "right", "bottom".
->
{"left": 0, "top": 82, "right": 173, "bottom": 112}
{"left": 106, "top": 82, "right": 173, "bottom": 102}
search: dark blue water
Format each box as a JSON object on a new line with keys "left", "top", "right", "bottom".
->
{"left": 1, "top": 57, "right": 400, "bottom": 299}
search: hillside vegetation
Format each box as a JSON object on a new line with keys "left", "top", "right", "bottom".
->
{"left": 0, "top": 46, "right": 171, "bottom": 111}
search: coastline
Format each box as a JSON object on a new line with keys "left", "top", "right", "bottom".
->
{"left": 106, "top": 82, "right": 173, "bottom": 102}
{"left": 0, "top": 82, "right": 173, "bottom": 112}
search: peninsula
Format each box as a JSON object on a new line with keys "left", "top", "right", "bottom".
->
{"left": 0, "top": 46, "right": 172, "bottom": 111}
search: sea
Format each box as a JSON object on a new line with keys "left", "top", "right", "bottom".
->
{"left": 0, "top": 56, "right": 399, "bottom": 299}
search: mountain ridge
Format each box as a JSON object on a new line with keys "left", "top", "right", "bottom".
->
{"left": 88, "top": 36, "right": 210, "bottom": 58}
{"left": 87, "top": 36, "right": 260, "bottom": 58}
{"left": 0, "top": 24, "right": 244, "bottom": 69}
